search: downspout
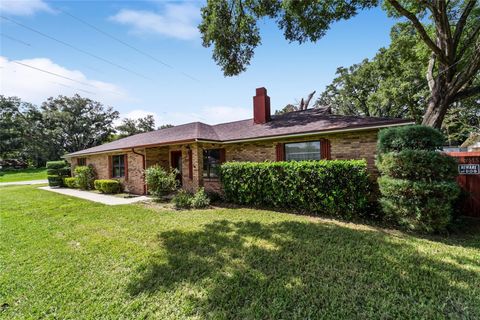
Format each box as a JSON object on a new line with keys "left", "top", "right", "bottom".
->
{"left": 131, "top": 148, "right": 146, "bottom": 195}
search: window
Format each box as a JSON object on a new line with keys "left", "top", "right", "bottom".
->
{"left": 203, "top": 149, "right": 221, "bottom": 179}
{"left": 77, "top": 158, "right": 86, "bottom": 166}
{"left": 112, "top": 155, "right": 125, "bottom": 178}
{"left": 285, "top": 141, "right": 321, "bottom": 161}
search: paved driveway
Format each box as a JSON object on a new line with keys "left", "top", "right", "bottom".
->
{"left": 0, "top": 179, "right": 48, "bottom": 186}
{"left": 38, "top": 186, "right": 150, "bottom": 205}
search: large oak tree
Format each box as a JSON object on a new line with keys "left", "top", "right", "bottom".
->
{"left": 199, "top": 0, "right": 480, "bottom": 128}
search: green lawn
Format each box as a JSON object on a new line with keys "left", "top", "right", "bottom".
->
{"left": 0, "top": 168, "right": 47, "bottom": 182}
{"left": 1, "top": 185, "right": 479, "bottom": 319}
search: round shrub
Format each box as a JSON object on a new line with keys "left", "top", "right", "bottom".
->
{"left": 46, "top": 160, "right": 70, "bottom": 187}
{"left": 94, "top": 179, "right": 121, "bottom": 194}
{"left": 47, "top": 175, "right": 63, "bottom": 187}
{"left": 378, "top": 177, "right": 460, "bottom": 232}
{"left": 172, "top": 190, "right": 193, "bottom": 209}
{"left": 191, "top": 188, "right": 210, "bottom": 209}
{"left": 46, "top": 160, "right": 69, "bottom": 170}
{"left": 377, "top": 125, "right": 444, "bottom": 153}
{"left": 376, "top": 150, "right": 457, "bottom": 181}
{"left": 75, "top": 165, "right": 95, "bottom": 190}
{"left": 64, "top": 177, "right": 78, "bottom": 188}
{"left": 145, "top": 165, "right": 178, "bottom": 198}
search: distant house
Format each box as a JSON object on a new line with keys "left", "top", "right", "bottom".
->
{"left": 64, "top": 88, "right": 413, "bottom": 194}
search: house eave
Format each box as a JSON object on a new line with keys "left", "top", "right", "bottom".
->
{"left": 64, "top": 121, "right": 414, "bottom": 158}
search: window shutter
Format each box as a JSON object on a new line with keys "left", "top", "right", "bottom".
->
{"left": 124, "top": 154, "right": 129, "bottom": 180}
{"left": 107, "top": 155, "right": 112, "bottom": 179}
{"left": 320, "top": 139, "right": 331, "bottom": 160}
{"left": 219, "top": 148, "right": 226, "bottom": 163}
{"left": 276, "top": 143, "right": 285, "bottom": 161}
{"left": 188, "top": 149, "right": 193, "bottom": 179}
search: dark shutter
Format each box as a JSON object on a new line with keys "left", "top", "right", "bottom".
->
{"left": 188, "top": 149, "right": 193, "bottom": 179}
{"left": 276, "top": 143, "right": 285, "bottom": 161}
{"left": 124, "top": 154, "right": 128, "bottom": 180}
{"left": 219, "top": 148, "right": 226, "bottom": 163}
{"left": 320, "top": 139, "right": 331, "bottom": 160}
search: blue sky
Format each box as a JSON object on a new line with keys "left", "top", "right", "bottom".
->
{"left": 0, "top": 0, "right": 396, "bottom": 125}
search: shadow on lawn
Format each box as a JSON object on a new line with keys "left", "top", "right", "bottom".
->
{"left": 127, "top": 219, "right": 479, "bottom": 319}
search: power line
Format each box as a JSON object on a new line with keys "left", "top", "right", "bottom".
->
{"left": 11, "top": 60, "right": 124, "bottom": 96}
{"left": 48, "top": 80, "right": 96, "bottom": 95}
{"left": 57, "top": 8, "right": 200, "bottom": 82}
{"left": 0, "top": 15, "right": 152, "bottom": 80}
{"left": 12, "top": 60, "right": 98, "bottom": 88}
{"left": 1, "top": 33, "right": 31, "bottom": 46}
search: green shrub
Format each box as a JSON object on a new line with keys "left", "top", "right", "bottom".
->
{"left": 172, "top": 190, "right": 193, "bottom": 209}
{"left": 377, "top": 126, "right": 459, "bottom": 233}
{"left": 378, "top": 177, "right": 460, "bottom": 232}
{"left": 46, "top": 160, "right": 69, "bottom": 170}
{"left": 47, "top": 175, "right": 63, "bottom": 187}
{"left": 220, "top": 160, "right": 371, "bottom": 218}
{"left": 94, "top": 179, "right": 121, "bottom": 194}
{"left": 145, "top": 165, "right": 178, "bottom": 198}
{"left": 377, "top": 125, "right": 444, "bottom": 153}
{"left": 64, "top": 177, "right": 78, "bottom": 188}
{"left": 75, "top": 165, "right": 95, "bottom": 190}
{"left": 376, "top": 150, "right": 457, "bottom": 181}
{"left": 191, "top": 188, "right": 210, "bottom": 208}
{"left": 46, "top": 160, "right": 70, "bottom": 187}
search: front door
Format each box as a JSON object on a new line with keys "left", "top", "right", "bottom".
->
{"left": 170, "top": 151, "right": 182, "bottom": 186}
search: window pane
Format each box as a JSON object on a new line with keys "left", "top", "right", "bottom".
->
{"left": 112, "top": 155, "right": 125, "bottom": 177}
{"left": 285, "top": 141, "right": 321, "bottom": 161}
{"left": 203, "top": 149, "right": 221, "bottom": 178}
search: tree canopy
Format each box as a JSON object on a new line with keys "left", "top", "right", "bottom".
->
{"left": 199, "top": 0, "right": 480, "bottom": 128}
{"left": 0, "top": 94, "right": 119, "bottom": 166}
{"left": 115, "top": 114, "right": 156, "bottom": 138}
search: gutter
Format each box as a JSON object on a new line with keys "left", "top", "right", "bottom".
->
{"left": 63, "top": 121, "right": 414, "bottom": 158}
{"left": 198, "top": 121, "right": 415, "bottom": 145}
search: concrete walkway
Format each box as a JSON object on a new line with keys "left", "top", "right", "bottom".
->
{"left": 0, "top": 179, "right": 48, "bottom": 186}
{"left": 38, "top": 186, "right": 150, "bottom": 205}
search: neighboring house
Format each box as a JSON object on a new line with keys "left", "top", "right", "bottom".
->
{"left": 64, "top": 88, "right": 413, "bottom": 195}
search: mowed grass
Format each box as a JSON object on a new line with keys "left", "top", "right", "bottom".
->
{"left": 1, "top": 186, "right": 479, "bottom": 319}
{"left": 0, "top": 168, "right": 47, "bottom": 182}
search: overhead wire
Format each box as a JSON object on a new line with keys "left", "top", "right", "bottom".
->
{"left": 56, "top": 8, "right": 200, "bottom": 82}
{"left": 0, "top": 15, "right": 152, "bottom": 80}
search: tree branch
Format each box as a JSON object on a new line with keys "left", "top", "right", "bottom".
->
{"left": 457, "top": 23, "right": 480, "bottom": 61}
{"left": 427, "top": 53, "right": 436, "bottom": 91}
{"left": 451, "top": 85, "right": 480, "bottom": 102}
{"left": 387, "top": 0, "right": 447, "bottom": 64}
{"left": 453, "top": 0, "right": 476, "bottom": 52}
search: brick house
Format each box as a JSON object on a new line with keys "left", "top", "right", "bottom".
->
{"left": 64, "top": 88, "right": 413, "bottom": 195}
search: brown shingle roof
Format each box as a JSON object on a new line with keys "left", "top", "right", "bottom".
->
{"left": 65, "top": 108, "right": 413, "bottom": 157}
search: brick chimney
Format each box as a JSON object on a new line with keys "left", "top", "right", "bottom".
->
{"left": 253, "top": 87, "right": 271, "bottom": 124}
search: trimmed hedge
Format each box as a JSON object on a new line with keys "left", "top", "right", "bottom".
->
{"left": 47, "top": 175, "right": 63, "bottom": 187}
{"left": 220, "top": 160, "right": 371, "bottom": 218}
{"left": 377, "top": 125, "right": 459, "bottom": 233}
{"left": 64, "top": 177, "right": 78, "bottom": 188}
{"left": 377, "top": 150, "right": 457, "bottom": 181}
{"left": 94, "top": 179, "right": 121, "bottom": 194}
{"left": 46, "top": 160, "right": 70, "bottom": 187}
{"left": 377, "top": 125, "right": 444, "bottom": 153}
{"left": 378, "top": 177, "right": 459, "bottom": 232}
{"left": 75, "top": 165, "right": 95, "bottom": 190}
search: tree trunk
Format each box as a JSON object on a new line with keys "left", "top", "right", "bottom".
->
{"left": 422, "top": 80, "right": 451, "bottom": 128}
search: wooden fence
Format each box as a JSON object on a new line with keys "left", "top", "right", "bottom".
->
{"left": 446, "top": 152, "right": 480, "bottom": 217}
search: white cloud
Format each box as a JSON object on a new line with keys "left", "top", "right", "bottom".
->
{"left": 110, "top": 3, "right": 200, "bottom": 40}
{"left": 120, "top": 106, "right": 252, "bottom": 127}
{"left": 0, "top": 0, "right": 52, "bottom": 16}
{"left": 0, "top": 56, "right": 128, "bottom": 104}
